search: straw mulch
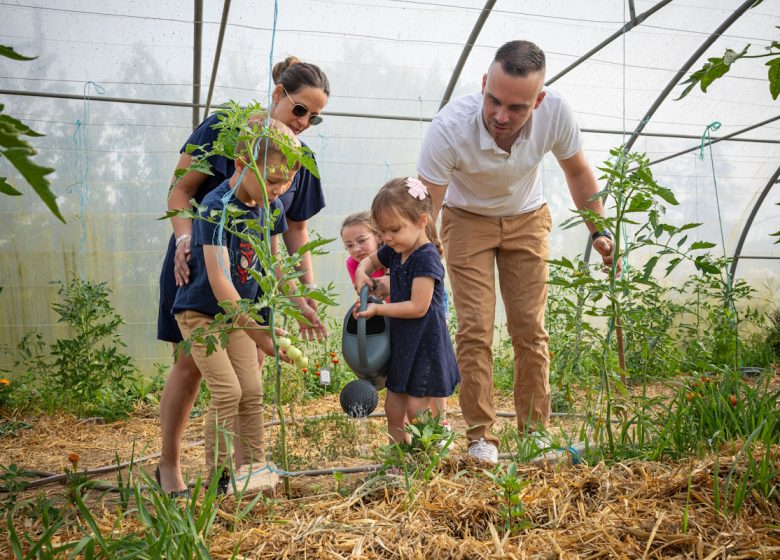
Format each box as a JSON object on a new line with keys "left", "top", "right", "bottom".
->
{"left": 47, "top": 452, "right": 774, "bottom": 559}
{"left": 1, "top": 401, "right": 778, "bottom": 559}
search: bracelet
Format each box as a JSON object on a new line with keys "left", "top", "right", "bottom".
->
{"left": 591, "top": 230, "right": 612, "bottom": 242}
{"left": 175, "top": 233, "right": 191, "bottom": 247}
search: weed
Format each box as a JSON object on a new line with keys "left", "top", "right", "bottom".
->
{"left": 485, "top": 462, "right": 532, "bottom": 535}
{"left": 372, "top": 409, "right": 454, "bottom": 508}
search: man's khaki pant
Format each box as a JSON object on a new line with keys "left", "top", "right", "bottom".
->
{"left": 176, "top": 310, "right": 264, "bottom": 474}
{"left": 441, "top": 205, "right": 552, "bottom": 446}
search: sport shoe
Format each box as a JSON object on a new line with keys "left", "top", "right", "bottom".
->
{"left": 214, "top": 469, "right": 230, "bottom": 495}
{"left": 437, "top": 422, "right": 454, "bottom": 450}
{"left": 468, "top": 438, "right": 498, "bottom": 465}
{"left": 528, "top": 430, "right": 552, "bottom": 450}
{"left": 226, "top": 463, "right": 280, "bottom": 496}
{"left": 517, "top": 430, "right": 553, "bottom": 461}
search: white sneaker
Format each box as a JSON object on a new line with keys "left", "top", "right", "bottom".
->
{"left": 226, "top": 463, "right": 280, "bottom": 496}
{"left": 468, "top": 438, "right": 498, "bottom": 465}
{"left": 528, "top": 431, "right": 552, "bottom": 450}
{"left": 517, "top": 430, "right": 553, "bottom": 461}
{"left": 437, "top": 422, "right": 454, "bottom": 450}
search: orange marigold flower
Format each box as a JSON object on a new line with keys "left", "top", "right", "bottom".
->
{"left": 68, "top": 452, "right": 80, "bottom": 463}
{"left": 331, "top": 357, "right": 339, "bottom": 365}
{"left": 0, "top": 378, "right": 10, "bottom": 385}
{"left": 315, "top": 363, "right": 321, "bottom": 369}
{"left": 729, "top": 394, "right": 737, "bottom": 407}
{"left": 301, "top": 368, "right": 308, "bottom": 373}
{"left": 549, "top": 351, "right": 555, "bottom": 358}
{"left": 315, "top": 371, "right": 321, "bottom": 376}
{"left": 329, "top": 352, "right": 337, "bottom": 357}
{"left": 686, "top": 392, "right": 695, "bottom": 402}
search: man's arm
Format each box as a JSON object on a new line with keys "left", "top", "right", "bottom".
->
{"left": 418, "top": 176, "right": 448, "bottom": 222}
{"left": 558, "top": 150, "right": 616, "bottom": 268}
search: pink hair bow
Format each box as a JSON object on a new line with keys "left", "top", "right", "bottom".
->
{"left": 405, "top": 177, "right": 428, "bottom": 200}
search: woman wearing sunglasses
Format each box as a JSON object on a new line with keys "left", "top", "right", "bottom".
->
{"left": 156, "top": 56, "right": 330, "bottom": 495}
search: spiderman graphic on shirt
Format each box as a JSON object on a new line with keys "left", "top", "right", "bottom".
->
{"left": 236, "top": 242, "right": 255, "bottom": 284}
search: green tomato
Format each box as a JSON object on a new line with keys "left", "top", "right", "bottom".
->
{"left": 277, "top": 337, "right": 292, "bottom": 351}
{"left": 287, "top": 346, "right": 302, "bottom": 361}
{"left": 296, "top": 356, "right": 309, "bottom": 369}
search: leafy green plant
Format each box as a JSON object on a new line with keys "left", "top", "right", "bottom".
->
{"left": 373, "top": 409, "right": 454, "bottom": 508}
{"left": 9, "top": 279, "right": 140, "bottom": 420}
{"left": 0, "top": 45, "right": 63, "bottom": 222}
{"left": 558, "top": 147, "right": 733, "bottom": 451}
{"left": 676, "top": 21, "right": 780, "bottom": 100}
{"left": 50, "top": 279, "right": 138, "bottom": 419}
{"left": 485, "top": 462, "right": 532, "bottom": 535}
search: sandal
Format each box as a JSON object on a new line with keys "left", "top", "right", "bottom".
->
{"left": 154, "top": 465, "right": 191, "bottom": 498}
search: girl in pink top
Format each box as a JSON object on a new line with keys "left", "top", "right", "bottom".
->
{"left": 341, "top": 211, "right": 387, "bottom": 290}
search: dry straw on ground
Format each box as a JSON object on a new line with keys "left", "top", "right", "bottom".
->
{"left": 1, "top": 396, "right": 778, "bottom": 558}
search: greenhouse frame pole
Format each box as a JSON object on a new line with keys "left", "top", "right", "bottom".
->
{"left": 438, "top": 0, "right": 496, "bottom": 110}
{"left": 546, "top": 0, "right": 673, "bottom": 86}
{"left": 622, "top": 0, "right": 756, "bottom": 154}
{"left": 646, "top": 115, "right": 780, "bottom": 167}
{"left": 193, "top": 0, "right": 203, "bottom": 130}
{"left": 586, "top": 0, "right": 759, "bottom": 259}
{"left": 729, "top": 166, "right": 780, "bottom": 280}
{"left": 203, "top": 0, "right": 232, "bottom": 121}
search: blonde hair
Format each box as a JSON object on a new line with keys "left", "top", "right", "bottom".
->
{"left": 340, "top": 210, "right": 378, "bottom": 237}
{"left": 236, "top": 115, "right": 301, "bottom": 178}
{"left": 370, "top": 177, "right": 443, "bottom": 256}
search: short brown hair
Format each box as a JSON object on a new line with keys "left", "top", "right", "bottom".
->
{"left": 494, "top": 40, "right": 545, "bottom": 77}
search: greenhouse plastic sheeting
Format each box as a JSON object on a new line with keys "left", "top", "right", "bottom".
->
{"left": 1, "top": 0, "right": 778, "bottom": 373}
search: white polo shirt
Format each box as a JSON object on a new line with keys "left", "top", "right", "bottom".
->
{"left": 418, "top": 89, "right": 581, "bottom": 217}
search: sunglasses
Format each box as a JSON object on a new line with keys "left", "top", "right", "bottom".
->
{"left": 283, "top": 87, "right": 323, "bottom": 126}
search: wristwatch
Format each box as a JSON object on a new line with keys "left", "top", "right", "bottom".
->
{"left": 591, "top": 230, "right": 612, "bottom": 242}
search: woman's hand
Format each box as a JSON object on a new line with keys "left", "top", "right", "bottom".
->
{"left": 294, "top": 297, "right": 329, "bottom": 342}
{"left": 173, "top": 236, "right": 192, "bottom": 286}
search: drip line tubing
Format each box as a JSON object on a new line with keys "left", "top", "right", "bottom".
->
{"left": 1, "top": 410, "right": 602, "bottom": 492}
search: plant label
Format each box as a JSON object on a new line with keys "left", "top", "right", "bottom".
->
{"left": 319, "top": 368, "right": 331, "bottom": 386}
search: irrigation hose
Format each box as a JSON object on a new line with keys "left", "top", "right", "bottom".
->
{"left": 1, "top": 410, "right": 602, "bottom": 492}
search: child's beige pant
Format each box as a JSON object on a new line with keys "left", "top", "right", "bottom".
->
{"left": 175, "top": 310, "right": 264, "bottom": 474}
{"left": 441, "top": 204, "right": 552, "bottom": 446}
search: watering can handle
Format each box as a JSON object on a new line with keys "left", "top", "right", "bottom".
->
{"left": 357, "top": 284, "right": 369, "bottom": 370}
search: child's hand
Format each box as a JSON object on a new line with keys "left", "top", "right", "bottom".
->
{"left": 353, "top": 301, "right": 379, "bottom": 319}
{"left": 251, "top": 328, "right": 292, "bottom": 363}
{"left": 354, "top": 269, "right": 375, "bottom": 294}
{"left": 370, "top": 275, "right": 390, "bottom": 301}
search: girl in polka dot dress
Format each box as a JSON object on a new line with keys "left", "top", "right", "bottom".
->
{"left": 353, "top": 177, "right": 460, "bottom": 443}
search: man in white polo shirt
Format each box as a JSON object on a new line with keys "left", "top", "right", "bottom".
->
{"left": 418, "top": 40, "right": 615, "bottom": 464}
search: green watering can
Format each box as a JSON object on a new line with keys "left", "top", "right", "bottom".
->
{"left": 341, "top": 284, "right": 390, "bottom": 389}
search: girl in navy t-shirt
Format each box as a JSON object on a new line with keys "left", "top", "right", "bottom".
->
{"left": 353, "top": 177, "right": 460, "bottom": 444}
